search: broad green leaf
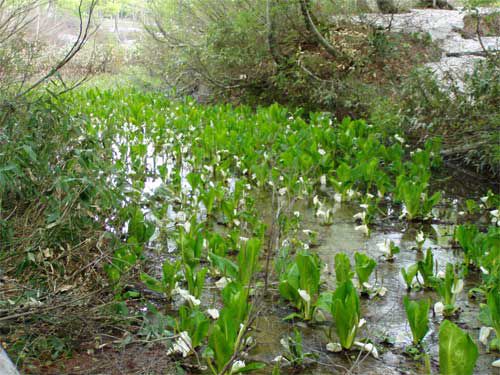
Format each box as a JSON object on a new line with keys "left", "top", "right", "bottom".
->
{"left": 439, "top": 320, "right": 478, "bottom": 375}
{"left": 403, "top": 296, "right": 430, "bottom": 345}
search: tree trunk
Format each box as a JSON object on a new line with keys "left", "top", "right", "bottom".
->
{"left": 114, "top": 13, "right": 122, "bottom": 42}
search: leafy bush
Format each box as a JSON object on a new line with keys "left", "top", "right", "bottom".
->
{"left": 141, "top": 0, "right": 440, "bottom": 117}
{"left": 375, "top": 59, "right": 500, "bottom": 176}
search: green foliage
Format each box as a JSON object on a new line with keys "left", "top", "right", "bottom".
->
{"left": 1, "top": 86, "right": 455, "bottom": 372}
{"left": 279, "top": 251, "right": 322, "bottom": 321}
{"left": 381, "top": 61, "right": 500, "bottom": 176}
{"left": 142, "top": 0, "right": 441, "bottom": 118}
{"left": 401, "top": 264, "right": 419, "bottom": 290}
{"left": 318, "top": 280, "right": 360, "bottom": 349}
{"left": 439, "top": 320, "right": 479, "bottom": 375}
{"left": 140, "top": 260, "right": 181, "bottom": 300}
{"left": 479, "top": 287, "right": 500, "bottom": 351}
{"left": 279, "top": 329, "right": 318, "bottom": 368}
{"left": 105, "top": 207, "right": 155, "bottom": 286}
{"left": 354, "top": 252, "right": 377, "bottom": 290}
{"left": 417, "top": 248, "right": 436, "bottom": 288}
{"left": 403, "top": 296, "right": 430, "bottom": 345}
{"left": 334, "top": 253, "right": 353, "bottom": 284}
{"left": 454, "top": 224, "right": 481, "bottom": 267}
{"left": 435, "top": 263, "right": 463, "bottom": 316}
{"left": 396, "top": 176, "right": 441, "bottom": 221}
{"left": 177, "top": 306, "right": 210, "bottom": 348}
{"left": 237, "top": 238, "right": 262, "bottom": 286}
{"left": 207, "top": 282, "right": 259, "bottom": 374}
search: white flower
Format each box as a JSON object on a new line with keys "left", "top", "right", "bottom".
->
{"left": 451, "top": 279, "right": 464, "bottom": 295}
{"left": 293, "top": 211, "right": 300, "bottom": 218}
{"left": 492, "top": 359, "right": 500, "bottom": 367}
{"left": 480, "top": 266, "right": 489, "bottom": 275}
{"left": 313, "top": 195, "right": 321, "bottom": 207}
{"left": 479, "top": 326, "right": 493, "bottom": 346}
{"left": 272, "top": 355, "right": 285, "bottom": 362}
{"left": 490, "top": 209, "right": 499, "bottom": 224}
{"left": 231, "top": 360, "right": 246, "bottom": 373}
{"left": 318, "top": 148, "right": 326, "bottom": 156}
{"left": 437, "top": 270, "right": 446, "bottom": 279}
{"left": 353, "top": 211, "right": 366, "bottom": 221}
{"left": 416, "top": 231, "right": 425, "bottom": 244}
{"left": 167, "top": 331, "right": 192, "bottom": 357}
{"left": 215, "top": 277, "right": 231, "bottom": 289}
{"left": 207, "top": 309, "right": 220, "bottom": 319}
{"left": 245, "top": 336, "right": 254, "bottom": 346}
{"left": 355, "top": 224, "right": 369, "bottom": 235}
{"left": 298, "top": 289, "right": 311, "bottom": 303}
{"left": 434, "top": 301, "right": 444, "bottom": 316}
{"left": 316, "top": 208, "right": 326, "bottom": 218}
{"left": 175, "top": 288, "right": 200, "bottom": 306}
{"left": 362, "top": 282, "right": 373, "bottom": 290}
{"left": 358, "top": 318, "right": 366, "bottom": 328}
{"left": 394, "top": 134, "right": 405, "bottom": 143}
{"left": 278, "top": 187, "right": 287, "bottom": 196}
{"left": 334, "top": 193, "right": 342, "bottom": 203}
{"left": 182, "top": 221, "right": 191, "bottom": 233}
{"left": 480, "top": 196, "right": 489, "bottom": 203}
{"left": 280, "top": 338, "right": 289, "bottom": 350}
{"left": 377, "top": 239, "right": 391, "bottom": 255}
{"left": 326, "top": 342, "right": 342, "bottom": 352}
{"left": 320, "top": 175, "right": 326, "bottom": 186}
{"left": 377, "top": 286, "right": 388, "bottom": 296}
{"left": 354, "top": 341, "right": 379, "bottom": 359}
{"left": 360, "top": 204, "right": 369, "bottom": 210}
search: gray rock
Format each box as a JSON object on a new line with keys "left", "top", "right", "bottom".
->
{"left": 0, "top": 349, "right": 20, "bottom": 375}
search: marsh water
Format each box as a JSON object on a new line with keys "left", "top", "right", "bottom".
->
{"left": 139, "top": 164, "right": 498, "bottom": 375}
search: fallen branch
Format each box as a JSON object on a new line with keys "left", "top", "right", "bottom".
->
{"left": 446, "top": 50, "right": 498, "bottom": 57}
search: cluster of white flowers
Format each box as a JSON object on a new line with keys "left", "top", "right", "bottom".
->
{"left": 215, "top": 277, "right": 231, "bottom": 289}
{"left": 167, "top": 331, "right": 192, "bottom": 357}
{"left": 173, "top": 287, "right": 200, "bottom": 306}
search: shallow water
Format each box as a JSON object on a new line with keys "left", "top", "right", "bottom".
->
{"left": 138, "top": 166, "right": 499, "bottom": 374}
{"left": 241, "top": 194, "right": 497, "bottom": 374}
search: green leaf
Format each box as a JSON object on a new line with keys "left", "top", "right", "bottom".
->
{"left": 354, "top": 252, "right": 377, "bottom": 285}
{"left": 234, "top": 362, "right": 266, "bottom": 373}
{"left": 439, "top": 320, "right": 478, "bottom": 375}
{"left": 403, "top": 296, "right": 430, "bottom": 345}
{"left": 334, "top": 253, "right": 353, "bottom": 284}
{"left": 209, "top": 253, "right": 239, "bottom": 279}
{"left": 401, "top": 264, "right": 418, "bottom": 289}
{"left": 332, "top": 280, "right": 360, "bottom": 349}
{"left": 140, "top": 272, "right": 163, "bottom": 293}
